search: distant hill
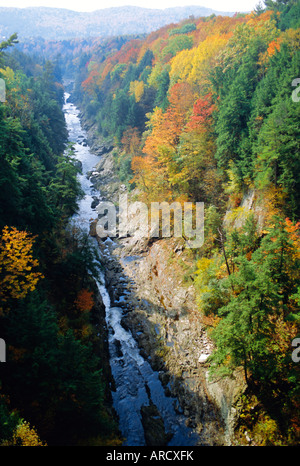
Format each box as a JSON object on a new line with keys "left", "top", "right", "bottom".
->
{"left": 0, "top": 6, "right": 237, "bottom": 40}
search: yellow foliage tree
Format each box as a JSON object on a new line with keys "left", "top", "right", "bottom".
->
{"left": 0, "top": 226, "right": 43, "bottom": 313}
{"left": 129, "top": 80, "right": 144, "bottom": 102}
{"left": 10, "top": 421, "right": 46, "bottom": 446}
{"left": 169, "top": 34, "right": 229, "bottom": 89}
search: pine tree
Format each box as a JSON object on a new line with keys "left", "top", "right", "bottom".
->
{"left": 210, "top": 217, "right": 300, "bottom": 390}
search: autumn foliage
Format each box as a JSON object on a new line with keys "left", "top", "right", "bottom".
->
{"left": 4, "top": 421, "right": 47, "bottom": 446}
{"left": 74, "top": 288, "right": 94, "bottom": 313}
{"left": 0, "top": 226, "right": 43, "bottom": 313}
{"left": 77, "top": 1, "right": 300, "bottom": 445}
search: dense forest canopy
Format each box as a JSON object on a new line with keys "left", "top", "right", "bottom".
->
{"left": 0, "top": 0, "right": 299, "bottom": 447}
{"left": 74, "top": 0, "right": 300, "bottom": 445}
{"left": 0, "top": 33, "right": 119, "bottom": 446}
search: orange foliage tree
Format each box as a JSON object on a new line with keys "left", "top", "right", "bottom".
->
{"left": 74, "top": 288, "right": 94, "bottom": 313}
{"left": 131, "top": 82, "right": 195, "bottom": 201}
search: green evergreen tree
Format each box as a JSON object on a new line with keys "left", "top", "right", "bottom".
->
{"left": 210, "top": 217, "right": 300, "bottom": 390}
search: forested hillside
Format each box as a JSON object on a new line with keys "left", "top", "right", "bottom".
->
{"left": 0, "top": 0, "right": 299, "bottom": 448}
{"left": 15, "top": 35, "right": 143, "bottom": 82}
{"left": 0, "top": 35, "right": 119, "bottom": 446}
{"left": 76, "top": 0, "right": 300, "bottom": 445}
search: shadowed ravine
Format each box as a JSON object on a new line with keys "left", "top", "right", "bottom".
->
{"left": 63, "top": 92, "right": 201, "bottom": 446}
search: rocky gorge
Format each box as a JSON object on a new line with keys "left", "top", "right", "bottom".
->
{"left": 78, "top": 113, "right": 248, "bottom": 446}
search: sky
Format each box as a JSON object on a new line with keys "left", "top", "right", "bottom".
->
{"left": 0, "top": 0, "right": 259, "bottom": 13}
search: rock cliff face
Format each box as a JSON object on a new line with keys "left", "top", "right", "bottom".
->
{"left": 85, "top": 122, "right": 247, "bottom": 446}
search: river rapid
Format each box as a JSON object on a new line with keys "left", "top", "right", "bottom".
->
{"left": 63, "top": 92, "right": 200, "bottom": 447}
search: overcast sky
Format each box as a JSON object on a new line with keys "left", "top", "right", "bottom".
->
{"left": 0, "top": 0, "right": 259, "bottom": 13}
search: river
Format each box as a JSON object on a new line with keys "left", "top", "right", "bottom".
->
{"left": 63, "top": 92, "right": 200, "bottom": 447}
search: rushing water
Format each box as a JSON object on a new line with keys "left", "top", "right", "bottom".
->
{"left": 63, "top": 92, "right": 199, "bottom": 446}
